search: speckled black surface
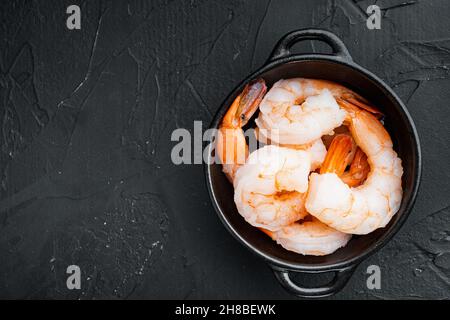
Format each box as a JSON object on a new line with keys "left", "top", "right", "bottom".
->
{"left": 0, "top": 0, "right": 449, "bottom": 299}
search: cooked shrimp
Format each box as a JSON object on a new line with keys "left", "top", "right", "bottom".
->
{"left": 305, "top": 102, "right": 403, "bottom": 235}
{"left": 279, "top": 139, "right": 327, "bottom": 171}
{"left": 216, "top": 79, "right": 267, "bottom": 181}
{"left": 233, "top": 145, "right": 311, "bottom": 231}
{"left": 261, "top": 217, "right": 351, "bottom": 256}
{"left": 302, "top": 139, "right": 327, "bottom": 171}
{"left": 257, "top": 136, "right": 354, "bottom": 256}
{"left": 255, "top": 127, "right": 327, "bottom": 171}
{"left": 255, "top": 78, "right": 378, "bottom": 145}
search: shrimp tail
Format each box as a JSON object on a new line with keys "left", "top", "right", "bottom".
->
{"left": 320, "top": 134, "right": 354, "bottom": 176}
{"left": 320, "top": 135, "right": 370, "bottom": 188}
{"left": 223, "top": 79, "right": 267, "bottom": 128}
{"left": 341, "top": 148, "right": 370, "bottom": 187}
{"left": 338, "top": 97, "right": 383, "bottom": 120}
{"left": 237, "top": 79, "right": 267, "bottom": 126}
{"left": 339, "top": 94, "right": 384, "bottom": 119}
{"left": 259, "top": 227, "right": 274, "bottom": 239}
{"left": 218, "top": 79, "right": 267, "bottom": 182}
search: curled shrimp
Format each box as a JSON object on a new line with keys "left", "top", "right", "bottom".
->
{"left": 233, "top": 145, "right": 311, "bottom": 231}
{"left": 256, "top": 125, "right": 327, "bottom": 171}
{"left": 261, "top": 217, "right": 351, "bottom": 256}
{"left": 258, "top": 135, "right": 360, "bottom": 256}
{"left": 255, "top": 78, "right": 379, "bottom": 146}
{"left": 216, "top": 79, "right": 267, "bottom": 182}
{"left": 305, "top": 103, "right": 403, "bottom": 235}
{"left": 297, "top": 139, "right": 327, "bottom": 171}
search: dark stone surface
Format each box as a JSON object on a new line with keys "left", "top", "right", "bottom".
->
{"left": 0, "top": 0, "right": 449, "bottom": 299}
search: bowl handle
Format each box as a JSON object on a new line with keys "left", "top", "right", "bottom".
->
{"left": 268, "top": 28, "right": 353, "bottom": 62}
{"left": 271, "top": 264, "right": 357, "bottom": 298}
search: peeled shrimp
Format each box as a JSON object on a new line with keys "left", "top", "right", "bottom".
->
{"left": 233, "top": 145, "right": 311, "bottom": 231}
{"left": 305, "top": 102, "right": 403, "bottom": 235}
{"left": 216, "top": 79, "right": 267, "bottom": 181}
{"left": 278, "top": 139, "right": 327, "bottom": 171}
{"left": 301, "top": 139, "right": 327, "bottom": 171}
{"left": 256, "top": 127, "right": 327, "bottom": 170}
{"left": 262, "top": 217, "right": 351, "bottom": 256}
{"left": 255, "top": 78, "right": 375, "bottom": 145}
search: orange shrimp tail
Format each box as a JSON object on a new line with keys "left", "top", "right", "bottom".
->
{"left": 259, "top": 227, "right": 274, "bottom": 239}
{"left": 238, "top": 79, "right": 267, "bottom": 126}
{"left": 320, "top": 134, "right": 354, "bottom": 175}
{"left": 338, "top": 97, "right": 383, "bottom": 120}
{"left": 221, "top": 79, "right": 267, "bottom": 128}
{"left": 341, "top": 148, "right": 370, "bottom": 187}
{"left": 221, "top": 95, "right": 242, "bottom": 129}
{"left": 217, "top": 79, "right": 267, "bottom": 182}
{"left": 321, "top": 135, "right": 370, "bottom": 187}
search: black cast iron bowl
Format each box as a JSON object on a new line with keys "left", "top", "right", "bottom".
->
{"left": 204, "top": 29, "right": 421, "bottom": 298}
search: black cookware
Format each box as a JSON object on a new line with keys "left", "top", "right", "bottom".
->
{"left": 205, "top": 29, "right": 421, "bottom": 298}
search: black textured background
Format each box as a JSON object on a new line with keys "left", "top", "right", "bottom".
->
{"left": 0, "top": 0, "right": 449, "bottom": 299}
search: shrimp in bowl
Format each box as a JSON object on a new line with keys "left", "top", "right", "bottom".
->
{"left": 260, "top": 216, "right": 351, "bottom": 256}
{"left": 233, "top": 145, "right": 311, "bottom": 231}
{"left": 216, "top": 79, "right": 267, "bottom": 182}
{"left": 306, "top": 102, "right": 403, "bottom": 235}
{"left": 255, "top": 78, "right": 380, "bottom": 146}
{"left": 215, "top": 76, "right": 404, "bottom": 256}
